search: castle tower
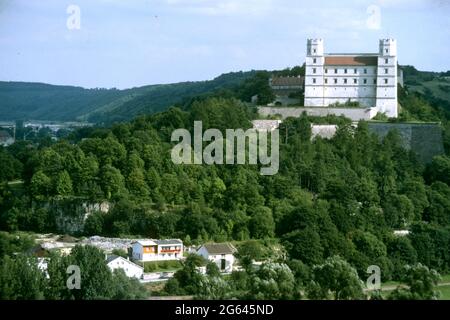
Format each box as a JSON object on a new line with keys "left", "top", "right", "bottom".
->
{"left": 376, "top": 39, "right": 398, "bottom": 117}
{"left": 304, "top": 39, "right": 325, "bottom": 106}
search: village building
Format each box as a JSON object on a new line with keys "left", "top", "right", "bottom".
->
{"left": 106, "top": 255, "right": 144, "bottom": 279}
{"left": 269, "top": 76, "right": 304, "bottom": 106}
{"left": 0, "top": 130, "right": 14, "bottom": 146}
{"left": 131, "top": 239, "right": 183, "bottom": 262}
{"left": 197, "top": 243, "right": 237, "bottom": 273}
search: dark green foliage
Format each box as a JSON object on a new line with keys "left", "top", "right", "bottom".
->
{"left": 388, "top": 263, "right": 441, "bottom": 300}
{"left": 307, "top": 256, "right": 365, "bottom": 300}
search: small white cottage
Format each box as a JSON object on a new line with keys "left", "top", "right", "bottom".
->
{"left": 197, "top": 243, "right": 237, "bottom": 273}
{"left": 106, "top": 255, "right": 144, "bottom": 279}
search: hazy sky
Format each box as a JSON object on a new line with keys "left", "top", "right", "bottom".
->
{"left": 0, "top": 0, "right": 449, "bottom": 89}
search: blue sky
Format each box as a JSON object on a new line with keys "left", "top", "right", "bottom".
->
{"left": 0, "top": 0, "right": 449, "bottom": 89}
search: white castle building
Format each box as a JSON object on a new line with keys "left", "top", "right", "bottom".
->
{"left": 304, "top": 39, "right": 398, "bottom": 118}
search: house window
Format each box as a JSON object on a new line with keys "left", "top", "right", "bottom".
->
{"left": 385, "top": 49, "right": 388, "bottom": 53}
{"left": 313, "top": 58, "right": 317, "bottom": 63}
{"left": 325, "top": 69, "right": 328, "bottom": 74}
{"left": 385, "top": 58, "right": 389, "bottom": 64}
{"left": 354, "top": 68, "right": 357, "bottom": 74}
{"left": 313, "top": 78, "right": 316, "bottom": 84}
{"left": 325, "top": 78, "right": 328, "bottom": 84}
{"left": 314, "top": 49, "right": 317, "bottom": 53}
{"left": 363, "top": 79, "right": 367, "bottom": 84}
{"left": 334, "top": 69, "right": 338, "bottom": 74}
{"left": 313, "top": 68, "right": 316, "bottom": 74}
{"left": 364, "top": 69, "right": 367, "bottom": 74}
{"left": 334, "top": 79, "right": 337, "bottom": 84}
{"left": 385, "top": 68, "right": 388, "bottom": 74}
{"left": 344, "top": 78, "right": 348, "bottom": 84}
{"left": 344, "top": 69, "right": 348, "bottom": 74}
{"left": 353, "top": 79, "right": 357, "bottom": 84}
{"left": 384, "top": 79, "right": 388, "bottom": 84}
{"left": 374, "top": 79, "right": 377, "bottom": 84}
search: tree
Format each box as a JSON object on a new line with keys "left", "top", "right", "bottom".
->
{"left": 307, "top": 256, "right": 365, "bottom": 300}
{"left": 100, "top": 164, "right": 126, "bottom": 200}
{"left": 236, "top": 240, "right": 267, "bottom": 269}
{"left": 424, "top": 182, "right": 450, "bottom": 226}
{"left": 389, "top": 263, "right": 441, "bottom": 300}
{"left": 206, "top": 261, "right": 221, "bottom": 278}
{"left": 84, "top": 212, "right": 104, "bottom": 235}
{"left": 110, "top": 269, "right": 147, "bottom": 300}
{"left": 196, "top": 276, "right": 230, "bottom": 300}
{"left": 30, "top": 170, "right": 52, "bottom": 200}
{"left": 67, "top": 245, "right": 114, "bottom": 300}
{"left": 166, "top": 254, "right": 207, "bottom": 295}
{"left": 247, "top": 262, "right": 297, "bottom": 300}
{"left": 387, "top": 236, "right": 418, "bottom": 279}
{"left": 127, "top": 168, "right": 150, "bottom": 199}
{"left": 55, "top": 170, "right": 73, "bottom": 196}
{"left": 0, "top": 255, "right": 46, "bottom": 300}
{"left": 425, "top": 155, "right": 450, "bottom": 185}
{"left": 282, "top": 228, "right": 324, "bottom": 265}
{"left": 249, "top": 207, "right": 275, "bottom": 239}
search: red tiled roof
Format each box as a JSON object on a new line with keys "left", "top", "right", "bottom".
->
{"left": 324, "top": 56, "right": 378, "bottom": 66}
{"left": 270, "top": 76, "right": 304, "bottom": 87}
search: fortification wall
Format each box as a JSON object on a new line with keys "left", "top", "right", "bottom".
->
{"left": 258, "top": 106, "right": 378, "bottom": 121}
{"left": 367, "top": 122, "right": 444, "bottom": 163}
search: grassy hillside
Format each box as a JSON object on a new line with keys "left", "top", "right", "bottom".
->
{"left": 402, "top": 65, "right": 450, "bottom": 107}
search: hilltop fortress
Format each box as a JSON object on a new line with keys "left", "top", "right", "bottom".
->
{"left": 304, "top": 38, "right": 398, "bottom": 118}
{"left": 264, "top": 39, "right": 402, "bottom": 121}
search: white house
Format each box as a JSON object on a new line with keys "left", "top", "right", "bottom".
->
{"left": 106, "top": 255, "right": 144, "bottom": 279}
{"left": 197, "top": 243, "right": 237, "bottom": 273}
{"left": 131, "top": 239, "right": 183, "bottom": 262}
{"left": 0, "top": 130, "right": 14, "bottom": 147}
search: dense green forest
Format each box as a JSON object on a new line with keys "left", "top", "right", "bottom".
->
{"left": 1, "top": 66, "right": 450, "bottom": 300}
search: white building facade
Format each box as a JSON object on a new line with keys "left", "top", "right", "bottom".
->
{"left": 107, "top": 255, "right": 144, "bottom": 279}
{"left": 304, "top": 39, "right": 398, "bottom": 118}
{"left": 131, "top": 239, "right": 183, "bottom": 262}
{"left": 197, "top": 243, "right": 237, "bottom": 273}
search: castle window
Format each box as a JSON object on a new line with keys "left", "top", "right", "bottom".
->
{"left": 344, "top": 79, "right": 347, "bottom": 84}
{"left": 363, "top": 79, "right": 367, "bottom": 84}
{"left": 385, "top": 68, "right": 388, "bottom": 74}
{"left": 384, "top": 79, "right": 388, "bottom": 84}
{"left": 353, "top": 79, "right": 357, "bottom": 84}
{"left": 334, "top": 69, "right": 338, "bottom": 74}
{"left": 313, "top": 78, "right": 316, "bottom": 84}
{"left": 364, "top": 69, "right": 367, "bottom": 74}
{"left": 313, "top": 58, "right": 317, "bottom": 63}
{"left": 313, "top": 68, "right": 316, "bottom": 74}
{"left": 334, "top": 79, "right": 337, "bottom": 84}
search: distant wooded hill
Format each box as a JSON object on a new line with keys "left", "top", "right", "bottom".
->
{"left": 1, "top": 65, "right": 449, "bottom": 124}
{"left": 0, "top": 71, "right": 257, "bottom": 124}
